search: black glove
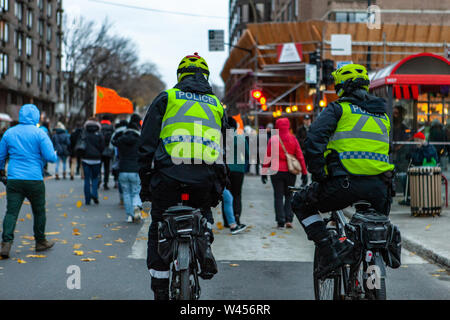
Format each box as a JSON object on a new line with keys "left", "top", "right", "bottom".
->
{"left": 139, "top": 168, "right": 153, "bottom": 202}
{"left": 301, "top": 174, "right": 308, "bottom": 186}
{"left": 311, "top": 170, "right": 327, "bottom": 183}
{"left": 0, "top": 169, "right": 6, "bottom": 186}
{"left": 261, "top": 175, "right": 268, "bottom": 184}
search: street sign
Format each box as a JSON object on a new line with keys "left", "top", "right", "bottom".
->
{"left": 305, "top": 64, "right": 317, "bottom": 84}
{"left": 276, "top": 43, "right": 303, "bottom": 63}
{"left": 208, "top": 30, "right": 224, "bottom": 51}
{"left": 336, "top": 60, "right": 353, "bottom": 69}
{"left": 331, "top": 34, "right": 352, "bottom": 56}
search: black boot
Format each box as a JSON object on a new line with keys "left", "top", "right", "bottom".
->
{"left": 153, "top": 289, "right": 169, "bottom": 300}
{"left": 151, "top": 278, "right": 169, "bottom": 300}
{"left": 315, "top": 235, "right": 353, "bottom": 278}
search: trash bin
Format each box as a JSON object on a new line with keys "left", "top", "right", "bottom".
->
{"left": 408, "top": 166, "right": 442, "bottom": 217}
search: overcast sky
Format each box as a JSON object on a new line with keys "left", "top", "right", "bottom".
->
{"left": 64, "top": 0, "right": 229, "bottom": 90}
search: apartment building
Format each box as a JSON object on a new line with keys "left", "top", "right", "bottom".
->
{"left": 229, "top": 0, "right": 273, "bottom": 46}
{"left": 0, "top": 0, "right": 63, "bottom": 121}
{"left": 272, "top": 0, "right": 449, "bottom": 25}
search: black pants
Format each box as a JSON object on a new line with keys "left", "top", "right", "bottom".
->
{"left": 292, "top": 175, "right": 391, "bottom": 243}
{"left": 270, "top": 171, "right": 296, "bottom": 226}
{"left": 229, "top": 171, "right": 244, "bottom": 223}
{"left": 147, "top": 172, "right": 215, "bottom": 292}
{"left": 101, "top": 156, "right": 111, "bottom": 186}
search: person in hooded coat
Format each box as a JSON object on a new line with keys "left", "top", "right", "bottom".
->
{"left": 52, "top": 122, "right": 71, "bottom": 179}
{"left": 0, "top": 104, "right": 58, "bottom": 258}
{"left": 117, "top": 122, "right": 142, "bottom": 223}
{"left": 81, "top": 117, "right": 105, "bottom": 205}
{"left": 261, "top": 118, "right": 307, "bottom": 229}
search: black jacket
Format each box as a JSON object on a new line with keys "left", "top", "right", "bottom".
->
{"left": 305, "top": 89, "right": 388, "bottom": 180}
{"left": 70, "top": 128, "right": 83, "bottom": 156}
{"left": 82, "top": 120, "right": 105, "bottom": 160}
{"left": 101, "top": 122, "right": 114, "bottom": 146}
{"left": 138, "top": 73, "right": 228, "bottom": 185}
{"left": 117, "top": 128, "right": 141, "bottom": 173}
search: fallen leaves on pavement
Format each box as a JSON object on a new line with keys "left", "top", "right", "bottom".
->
{"left": 114, "top": 238, "right": 125, "bottom": 243}
{"left": 73, "top": 250, "right": 84, "bottom": 256}
{"left": 104, "top": 243, "right": 112, "bottom": 246}
{"left": 26, "top": 214, "right": 32, "bottom": 220}
{"left": 76, "top": 201, "right": 82, "bottom": 208}
{"left": 216, "top": 222, "right": 224, "bottom": 230}
{"left": 73, "top": 244, "right": 82, "bottom": 249}
{"left": 26, "top": 255, "right": 46, "bottom": 258}
{"left": 17, "top": 259, "right": 27, "bottom": 264}
{"left": 81, "top": 258, "right": 95, "bottom": 262}
{"left": 230, "top": 264, "right": 239, "bottom": 267}
{"left": 72, "top": 228, "right": 81, "bottom": 236}
{"left": 45, "top": 232, "right": 60, "bottom": 235}
{"left": 108, "top": 256, "right": 117, "bottom": 259}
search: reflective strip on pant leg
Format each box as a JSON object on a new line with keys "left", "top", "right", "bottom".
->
{"left": 301, "top": 214, "right": 323, "bottom": 227}
{"left": 149, "top": 269, "right": 170, "bottom": 279}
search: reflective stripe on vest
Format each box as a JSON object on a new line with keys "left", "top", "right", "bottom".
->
{"left": 326, "top": 102, "right": 394, "bottom": 175}
{"left": 160, "top": 88, "right": 223, "bottom": 162}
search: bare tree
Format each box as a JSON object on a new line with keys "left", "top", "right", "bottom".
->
{"left": 63, "top": 15, "right": 165, "bottom": 126}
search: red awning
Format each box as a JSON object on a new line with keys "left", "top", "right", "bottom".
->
{"left": 370, "top": 53, "right": 450, "bottom": 97}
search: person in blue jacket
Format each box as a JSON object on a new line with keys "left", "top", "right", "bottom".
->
{"left": 0, "top": 104, "right": 58, "bottom": 259}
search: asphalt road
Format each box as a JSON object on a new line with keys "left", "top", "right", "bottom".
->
{"left": 0, "top": 175, "right": 449, "bottom": 300}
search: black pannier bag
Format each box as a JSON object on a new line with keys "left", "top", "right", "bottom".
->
{"left": 157, "top": 208, "right": 218, "bottom": 278}
{"left": 349, "top": 212, "right": 401, "bottom": 269}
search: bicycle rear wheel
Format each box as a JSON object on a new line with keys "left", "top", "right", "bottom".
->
{"left": 313, "top": 247, "right": 341, "bottom": 300}
{"left": 179, "top": 269, "right": 192, "bottom": 300}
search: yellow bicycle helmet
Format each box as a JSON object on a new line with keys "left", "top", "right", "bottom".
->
{"left": 331, "top": 64, "right": 370, "bottom": 97}
{"left": 177, "top": 52, "right": 210, "bottom": 82}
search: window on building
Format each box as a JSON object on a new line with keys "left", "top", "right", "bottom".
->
{"left": 47, "top": 2, "right": 52, "bottom": 18}
{"left": 26, "top": 64, "right": 32, "bottom": 84}
{"left": 37, "top": 71, "right": 43, "bottom": 89}
{"left": 256, "top": 3, "right": 265, "bottom": 21}
{"left": 38, "top": 19, "right": 44, "bottom": 38}
{"left": 288, "top": 3, "right": 293, "bottom": 21}
{"left": 0, "top": 21, "right": 8, "bottom": 43}
{"left": 46, "top": 49, "right": 51, "bottom": 67}
{"left": 38, "top": 45, "right": 44, "bottom": 61}
{"left": 0, "top": 0, "right": 8, "bottom": 12}
{"left": 38, "top": 0, "right": 44, "bottom": 11}
{"left": 26, "top": 37, "right": 32, "bottom": 56}
{"left": 355, "top": 12, "right": 368, "bottom": 23}
{"left": 14, "top": 61, "right": 22, "bottom": 81}
{"left": 15, "top": 2, "right": 22, "bottom": 22}
{"left": 0, "top": 53, "right": 8, "bottom": 76}
{"left": 47, "top": 25, "right": 52, "bottom": 42}
{"left": 57, "top": 10, "right": 62, "bottom": 26}
{"left": 241, "top": 4, "right": 249, "bottom": 23}
{"left": 46, "top": 74, "right": 51, "bottom": 91}
{"left": 15, "top": 31, "right": 23, "bottom": 56}
{"left": 335, "top": 12, "right": 347, "bottom": 22}
{"left": 27, "top": 10, "right": 33, "bottom": 28}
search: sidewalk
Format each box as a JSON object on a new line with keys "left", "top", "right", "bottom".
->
{"left": 344, "top": 196, "right": 450, "bottom": 269}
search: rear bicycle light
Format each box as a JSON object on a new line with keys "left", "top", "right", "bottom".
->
{"left": 181, "top": 193, "right": 189, "bottom": 201}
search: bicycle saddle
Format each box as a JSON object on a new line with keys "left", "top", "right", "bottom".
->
{"left": 165, "top": 206, "right": 199, "bottom": 216}
{"left": 353, "top": 200, "right": 377, "bottom": 214}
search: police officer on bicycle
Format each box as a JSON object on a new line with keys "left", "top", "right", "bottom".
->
{"left": 291, "top": 63, "right": 395, "bottom": 278}
{"left": 138, "top": 53, "right": 228, "bottom": 300}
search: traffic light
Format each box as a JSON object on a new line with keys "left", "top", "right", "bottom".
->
{"left": 251, "top": 89, "right": 262, "bottom": 100}
{"left": 251, "top": 89, "right": 269, "bottom": 111}
{"left": 322, "top": 59, "right": 335, "bottom": 85}
{"left": 309, "top": 52, "right": 318, "bottom": 65}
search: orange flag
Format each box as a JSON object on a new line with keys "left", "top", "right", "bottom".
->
{"left": 94, "top": 86, "right": 133, "bottom": 115}
{"left": 232, "top": 113, "right": 244, "bottom": 134}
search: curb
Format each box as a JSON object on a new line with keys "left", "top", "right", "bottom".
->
{"left": 342, "top": 209, "right": 450, "bottom": 269}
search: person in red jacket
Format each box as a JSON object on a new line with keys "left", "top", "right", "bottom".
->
{"left": 261, "top": 118, "right": 307, "bottom": 228}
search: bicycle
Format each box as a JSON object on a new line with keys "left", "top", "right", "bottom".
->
{"left": 289, "top": 187, "right": 396, "bottom": 300}
{"left": 158, "top": 188, "right": 214, "bottom": 300}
